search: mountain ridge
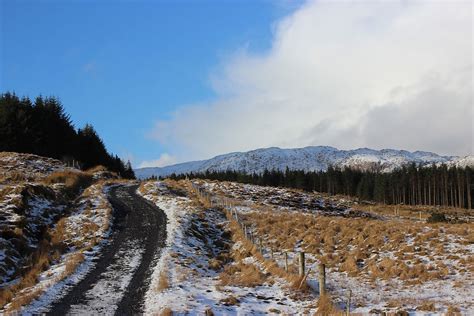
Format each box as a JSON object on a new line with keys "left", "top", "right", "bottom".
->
{"left": 135, "top": 146, "right": 472, "bottom": 179}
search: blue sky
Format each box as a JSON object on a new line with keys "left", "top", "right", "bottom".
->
{"left": 1, "top": 1, "right": 471, "bottom": 167}
{"left": 1, "top": 0, "right": 301, "bottom": 166}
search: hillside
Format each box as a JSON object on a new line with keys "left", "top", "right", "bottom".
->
{"left": 0, "top": 152, "right": 122, "bottom": 312}
{"left": 135, "top": 146, "right": 471, "bottom": 179}
{"left": 136, "top": 179, "right": 473, "bottom": 314}
{"left": 2, "top": 153, "right": 472, "bottom": 314}
{"left": 0, "top": 92, "right": 134, "bottom": 179}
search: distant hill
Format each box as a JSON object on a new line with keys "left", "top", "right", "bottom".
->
{"left": 135, "top": 146, "right": 473, "bottom": 179}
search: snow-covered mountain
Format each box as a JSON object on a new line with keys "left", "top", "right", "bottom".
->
{"left": 135, "top": 146, "right": 472, "bottom": 179}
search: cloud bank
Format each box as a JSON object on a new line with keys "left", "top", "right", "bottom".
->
{"left": 139, "top": 153, "right": 177, "bottom": 168}
{"left": 150, "top": 0, "right": 472, "bottom": 163}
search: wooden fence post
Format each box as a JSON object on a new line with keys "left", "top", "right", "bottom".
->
{"left": 298, "top": 268, "right": 312, "bottom": 289}
{"left": 259, "top": 238, "right": 263, "bottom": 254}
{"left": 284, "top": 252, "right": 289, "bottom": 272}
{"left": 319, "top": 263, "right": 326, "bottom": 295}
{"left": 298, "top": 252, "right": 305, "bottom": 276}
{"left": 346, "top": 289, "right": 352, "bottom": 316}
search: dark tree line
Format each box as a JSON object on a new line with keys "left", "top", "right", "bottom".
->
{"left": 168, "top": 164, "right": 473, "bottom": 209}
{"left": 0, "top": 92, "right": 135, "bottom": 178}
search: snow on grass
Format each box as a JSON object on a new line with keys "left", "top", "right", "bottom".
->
{"left": 61, "top": 183, "right": 115, "bottom": 247}
{"left": 0, "top": 184, "right": 65, "bottom": 288}
{"left": 139, "top": 181, "right": 317, "bottom": 315}
{"left": 201, "top": 179, "right": 474, "bottom": 315}
{"left": 3, "top": 182, "right": 116, "bottom": 314}
{"left": 198, "top": 179, "right": 375, "bottom": 219}
{"left": 0, "top": 152, "right": 73, "bottom": 183}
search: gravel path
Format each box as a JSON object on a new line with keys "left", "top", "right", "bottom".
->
{"left": 48, "top": 184, "right": 167, "bottom": 315}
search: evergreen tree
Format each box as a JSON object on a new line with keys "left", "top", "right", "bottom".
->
{"left": 0, "top": 92, "right": 135, "bottom": 179}
{"left": 169, "top": 163, "right": 473, "bottom": 209}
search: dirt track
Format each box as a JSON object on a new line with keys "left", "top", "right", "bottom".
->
{"left": 48, "top": 184, "right": 167, "bottom": 315}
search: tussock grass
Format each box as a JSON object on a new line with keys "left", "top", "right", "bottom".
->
{"left": 63, "top": 253, "right": 85, "bottom": 278}
{"left": 315, "top": 294, "right": 342, "bottom": 315}
{"left": 156, "top": 271, "right": 169, "bottom": 292}
{"left": 42, "top": 170, "right": 93, "bottom": 197}
{"left": 219, "top": 262, "right": 266, "bottom": 287}
{"left": 160, "top": 307, "right": 173, "bottom": 316}
{"left": 416, "top": 301, "right": 436, "bottom": 312}
{"left": 446, "top": 305, "right": 461, "bottom": 316}
{"left": 85, "top": 165, "right": 108, "bottom": 173}
{"left": 220, "top": 295, "right": 240, "bottom": 306}
{"left": 214, "top": 206, "right": 311, "bottom": 294}
{"left": 1, "top": 180, "right": 115, "bottom": 312}
{"left": 1, "top": 243, "right": 52, "bottom": 311}
{"left": 238, "top": 209, "right": 471, "bottom": 284}
{"left": 6, "top": 287, "right": 43, "bottom": 312}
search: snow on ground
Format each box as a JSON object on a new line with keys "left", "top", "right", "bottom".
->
{"left": 61, "top": 183, "right": 115, "bottom": 248}
{"left": 4, "top": 182, "right": 115, "bottom": 314}
{"left": 198, "top": 179, "right": 474, "bottom": 315}
{"left": 199, "top": 179, "right": 375, "bottom": 219}
{"left": 0, "top": 152, "right": 73, "bottom": 182}
{"left": 67, "top": 240, "right": 144, "bottom": 315}
{"left": 139, "top": 181, "right": 317, "bottom": 315}
{"left": 0, "top": 184, "right": 65, "bottom": 287}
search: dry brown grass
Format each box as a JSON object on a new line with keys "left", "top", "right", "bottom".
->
{"left": 163, "top": 179, "right": 189, "bottom": 197}
{"left": 6, "top": 287, "right": 43, "bottom": 312}
{"left": 145, "top": 179, "right": 473, "bottom": 313}
{"left": 50, "top": 217, "right": 68, "bottom": 251}
{"left": 220, "top": 295, "right": 240, "bottom": 306}
{"left": 0, "top": 289, "right": 14, "bottom": 310}
{"left": 0, "top": 185, "right": 61, "bottom": 310}
{"left": 212, "top": 204, "right": 313, "bottom": 294}
{"left": 42, "top": 170, "right": 93, "bottom": 197}
{"left": 356, "top": 202, "right": 471, "bottom": 222}
{"left": 1, "top": 246, "right": 51, "bottom": 311}
{"left": 416, "top": 301, "right": 436, "bottom": 311}
{"left": 85, "top": 165, "right": 108, "bottom": 173}
{"left": 156, "top": 271, "right": 169, "bottom": 292}
{"left": 219, "top": 262, "right": 266, "bottom": 287}
{"left": 446, "top": 305, "right": 461, "bottom": 316}
{"left": 208, "top": 258, "right": 225, "bottom": 271}
{"left": 1, "top": 180, "right": 115, "bottom": 311}
{"left": 63, "top": 253, "right": 85, "bottom": 278}
{"left": 5, "top": 171, "right": 29, "bottom": 182}
{"left": 237, "top": 207, "right": 471, "bottom": 284}
{"left": 177, "top": 182, "right": 271, "bottom": 289}
{"left": 160, "top": 307, "right": 173, "bottom": 316}
{"left": 315, "top": 294, "right": 342, "bottom": 315}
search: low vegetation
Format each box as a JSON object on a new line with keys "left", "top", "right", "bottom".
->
{"left": 169, "top": 163, "right": 473, "bottom": 209}
{"left": 190, "top": 179, "right": 473, "bottom": 313}
{"left": 0, "top": 154, "right": 122, "bottom": 312}
{"left": 139, "top": 180, "right": 318, "bottom": 314}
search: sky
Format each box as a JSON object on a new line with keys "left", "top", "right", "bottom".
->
{"left": 1, "top": 0, "right": 472, "bottom": 168}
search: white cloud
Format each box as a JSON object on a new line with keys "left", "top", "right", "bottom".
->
{"left": 151, "top": 0, "right": 472, "bottom": 160}
{"left": 138, "top": 153, "right": 177, "bottom": 168}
